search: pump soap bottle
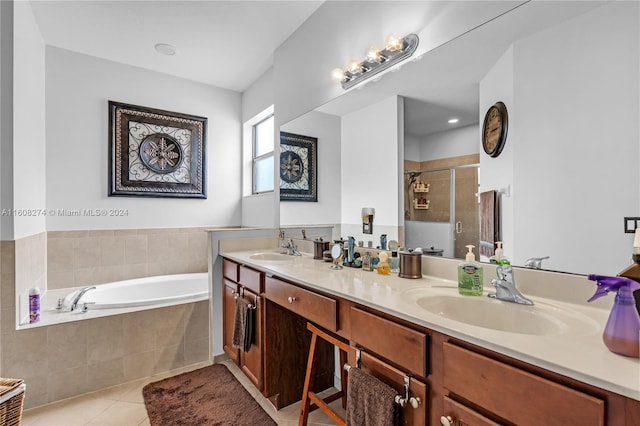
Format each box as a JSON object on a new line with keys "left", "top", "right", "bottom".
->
{"left": 458, "top": 245, "right": 483, "bottom": 296}
{"left": 587, "top": 274, "right": 640, "bottom": 358}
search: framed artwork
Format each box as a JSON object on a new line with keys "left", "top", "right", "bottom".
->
{"left": 109, "top": 101, "right": 207, "bottom": 198}
{"left": 279, "top": 132, "right": 317, "bottom": 202}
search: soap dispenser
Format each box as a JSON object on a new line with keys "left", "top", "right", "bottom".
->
{"left": 587, "top": 274, "right": 640, "bottom": 358}
{"left": 458, "top": 245, "right": 483, "bottom": 296}
{"left": 490, "top": 241, "right": 510, "bottom": 265}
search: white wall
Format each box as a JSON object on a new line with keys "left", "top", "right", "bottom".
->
{"left": 480, "top": 2, "right": 638, "bottom": 275}
{"left": 13, "top": 1, "right": 46, "bottom": 239}
{"left": 341, "top": 95, "right": 401, "bottom": 242}
{"left": 479, "top": 46, "right": 515, "bottom": 260}
{"left": 280, "top": 110, "right": 341, "bottom": 226}
{"left": 45, "top": 47, "right": 242, "bottom": 230}
{"left": 0, "top": 0, "right": 14, "bottom": 240}
{"left": 419, "top": 125, "right": 478, "bottom": 162}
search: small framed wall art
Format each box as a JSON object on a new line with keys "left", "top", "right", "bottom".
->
{"left": 279, "top": 132, "right": 317, "bottom": 202}
{"left": 109, "top": 101, "right": 207, "bottom": 198}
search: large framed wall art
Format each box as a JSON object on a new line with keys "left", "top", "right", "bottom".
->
{"left": 109, "top": 101, "right": 207, "bottom": 198}
{"left": 279, "top": 132, "right": 317, "bottom": 202}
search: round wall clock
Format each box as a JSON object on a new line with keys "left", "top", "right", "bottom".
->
{"left": 482, "top": 101, "right": 508, "bottom": 158}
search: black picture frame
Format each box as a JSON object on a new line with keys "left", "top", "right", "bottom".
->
{"left": 109, "top": 101, "right": 207, "bottom": 198}
{"left": 279, "top": 132, "right": 317, "bottom": 202}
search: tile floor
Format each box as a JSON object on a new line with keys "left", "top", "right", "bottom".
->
{"left": 21, "top": 359, "right": 343, "bottom": 425}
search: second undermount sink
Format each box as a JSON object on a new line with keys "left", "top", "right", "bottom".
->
{"left": 249, "top": 252, "right": 293, "bottom": 261}
{"left": 402, "top": 287, "right": 600, "bottom": 336}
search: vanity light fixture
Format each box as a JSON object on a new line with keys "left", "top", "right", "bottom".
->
{"left": 332, "top": 33, "right": 419, "bottom": 90}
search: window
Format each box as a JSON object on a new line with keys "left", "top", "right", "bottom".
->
{"left": 252, "top": 114, "right": 274, "bottom": 193}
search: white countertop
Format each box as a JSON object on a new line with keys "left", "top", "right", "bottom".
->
{"left": 221, "top": 249, "right": 640, "bottom": 401}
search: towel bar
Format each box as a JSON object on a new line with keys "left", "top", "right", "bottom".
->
{"left": 344, "top": 350, "right": 421, "bottom": 410}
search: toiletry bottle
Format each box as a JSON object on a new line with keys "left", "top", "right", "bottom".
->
{"left": 380, "top": 234, "right": 387, "bottom": 250}
{"left": 376, "top": 251, "right": 390, "bottom": 275}
{"left": 458, "top": 245, "right": 483, "bottom": 296}
{"left": 389, "top": 250, "right": 399, "bottom": 273}
{"left": 29, "top": 287, "right": 41, "bottom": 323}
{"left": 587, "top": 274, "right": 640, "bottom": 358}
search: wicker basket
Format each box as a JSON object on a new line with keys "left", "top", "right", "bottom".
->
{"left": 0, "top": 378, "right": 25, "bottom": 426}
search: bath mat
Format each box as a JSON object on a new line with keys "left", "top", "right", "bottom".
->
{"left": 142, "top": 363, "right": 276, "bottom": 426}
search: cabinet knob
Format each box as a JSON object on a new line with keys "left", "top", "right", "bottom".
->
{"left": 440, "top": 415, "right": 455, "bottom": 426}
{"left": 287, "top": 296, "right": 296, "bottom": 303}
{"left": 409, "top": 397, "right": 421, "bottom": 409}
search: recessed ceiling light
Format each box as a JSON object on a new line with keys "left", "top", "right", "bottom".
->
{"left": 154, "top": 43, "right": 177, "bottom": 56}
{"left": 448, "top": 118, "right": 459, "bottom": 124}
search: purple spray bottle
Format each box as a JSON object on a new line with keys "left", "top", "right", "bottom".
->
{"left": 587, "top": 274, "right": 640, "bottom": 358}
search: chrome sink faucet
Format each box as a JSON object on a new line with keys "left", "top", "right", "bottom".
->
{"left": 488, "top": 264, "right": 534, "bottom": 305}
{"left": 57, "top": 286, "right": 96, "bottom": 312}
{"left": 282, "top": 239, "right": 301, "bottom": 256}
{"left": 524, "top": 256, "right": 550, "bottom": 269}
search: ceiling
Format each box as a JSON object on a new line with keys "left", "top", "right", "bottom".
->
{"left": 28, "top": 0, "right": 323, "bottom": 92}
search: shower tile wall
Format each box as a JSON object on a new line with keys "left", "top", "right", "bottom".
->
{"left": 47, "top": 227, "right": 209, "bottom": 289}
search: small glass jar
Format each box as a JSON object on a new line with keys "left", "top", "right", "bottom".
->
{"left": 389, "top": 251, "right": 400, "bottom": 273}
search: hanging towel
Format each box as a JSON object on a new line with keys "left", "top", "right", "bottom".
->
{"left": 243, "top": 302, "right": 255, "bottom": 352}
{"left": 346, "top": 367, "right": 400, "bottom": 426}
{"left": 232, "top": 297, "right": 254, "bottom": 352}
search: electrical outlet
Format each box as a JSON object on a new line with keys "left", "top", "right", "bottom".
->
{"left": 624, "top": 217, "right": 640, "bottom": 233}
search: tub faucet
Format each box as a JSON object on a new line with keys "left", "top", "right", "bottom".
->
{"left": 57, "top": 286, "right": 96, "bottom": 312}
{"left": 282, "top": 239, "right": 301, "bottom": 256}
{"left": 488, "top": 264, "right": 533, "bottom": 305}
{"left": 524, "top": 256, "right": 550, "bottom": 269}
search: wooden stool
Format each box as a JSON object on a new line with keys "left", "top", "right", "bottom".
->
{"left": 298, "top": 322, "right": 350, "bottom": 426}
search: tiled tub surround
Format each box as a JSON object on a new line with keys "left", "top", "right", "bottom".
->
{"left": 47, "top": 227, "right": 209, "bottom": 289}
{"left": 0, "top": 227, "right": 211, "bottom": 409}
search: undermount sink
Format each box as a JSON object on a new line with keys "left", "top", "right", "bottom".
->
{"left": 402, "top": 287, "right": 599, "bottom": 336}
{"left": 249, "top": 252, "right": 293, "bottom": 261}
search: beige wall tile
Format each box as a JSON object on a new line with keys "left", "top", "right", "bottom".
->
{"left": 75, "top": 238, "right": 101, "bottom": 269}
{"left": 1, "top": 327, "right": 49, "bottom": 378}
{"left": 86, "top": 358, "right": 125, "bottom": 392}
{"left": 99, "top": 237, "right": 125, "bottom": 266}
{"left": 123, "top": 351, "right": 156, "bottom": 381}
{"left": 47, "top": 270, "right": 75, "bottom": 290}
{"left": 185, "top": 337, "right": 209, "bottom": 364}
{"left": 123, "top": 235, "right": 148, "bottom": 265}
{"left": 154, "top": 344, "right": 184, "bottom": 373}
{"left": 47, "top": 322, "right": 87, "bottom": 372}
{"left": 47, "top": 238, "right": 74, "bottom": 272}
{"left": 122, "top": 311, "right": 156, "bottom": 355}
{"left": 1, "top": 241, "right": 16, "bottom": 275}
{"left": 47, "top": 365, "right": 88, "bottom": 402}
{"left": 87, "top": 316, "right": 124, "bottom": 364}
{"left": 185, "top": 301, "right": 209, "bottom": 343}
{"left": 1, "top": 273, "right": 15, "bottom": 309}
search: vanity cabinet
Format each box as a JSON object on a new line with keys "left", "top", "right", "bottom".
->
{"left": 222, "top": 259, "right": 264, "bottom": 390}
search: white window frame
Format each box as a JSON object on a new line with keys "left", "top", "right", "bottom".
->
{"left": 242, "top": 105, "right": 275, "bottom": 197}
{"left": 252, "top": 114, "right": 274, "bottom": 194}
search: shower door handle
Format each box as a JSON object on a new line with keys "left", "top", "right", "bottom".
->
{"left": 455, "top": 221, "right": 463, "bottom": 234}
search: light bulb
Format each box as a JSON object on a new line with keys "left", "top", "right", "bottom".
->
{"left": 448, "top": 118, "right": 459, "bottom": 124}
{"left": 365, "top": 45, "right": 382, "bottom": 63}
{"left": 385, "top": 33, "right": 404, "bottom": 52}
{"left": 347, "top": 59, "right": 363, "bottom": 74}
{"left": 331, "top": 68, "right": 346, "bottom": 82}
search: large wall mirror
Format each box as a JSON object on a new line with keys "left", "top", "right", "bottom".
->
{"left": 280, "top": 0, "right": 639, "bottom": 277}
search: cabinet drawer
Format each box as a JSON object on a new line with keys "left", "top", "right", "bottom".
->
{"left": 350, "top": 307, "right": 428, "bottom": 377}
{"left": 265, "top": 276, "right": 337, "bottom": 331}
{"left": 222, "top": 258, "right": 238, "bottom": 282}
{"left": 239, "top": 265, "right": 262, "bottom": 294}
{"left": 443, "top": 343, "right": 605, "bottom": 426}
{"left": 442, "top": 396, "right": 500, "bottom": 426}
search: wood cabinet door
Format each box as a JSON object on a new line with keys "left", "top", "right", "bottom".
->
{"left": 240, "top": 287, "right": 264, "bottom": 391}
{"left": 223, "top": 279, "right": 239, "bottom": 364}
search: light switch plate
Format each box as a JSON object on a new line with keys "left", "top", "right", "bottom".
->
{"left": 624, "top": 217, "right": 640, "bottom": 233}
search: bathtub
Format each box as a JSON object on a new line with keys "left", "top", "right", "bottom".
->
{"left": 77, "top": 273, "right": 209, "bottom": 309}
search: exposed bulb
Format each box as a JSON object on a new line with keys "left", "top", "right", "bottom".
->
{"left": 385, "top": 33, "right": 404, "bottom": 51}
{"left": 347, "top": 58, "right": 363, "bottom": 74}
{"left": 331, "top": 67, "right": 346, "bottom": 82}
{"left": 365, "top": 45, "right": 383, "bottom": 63}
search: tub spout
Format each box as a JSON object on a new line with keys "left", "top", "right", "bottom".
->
{"left": 57, "top": 286, "right": 96, "bottom": 312}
